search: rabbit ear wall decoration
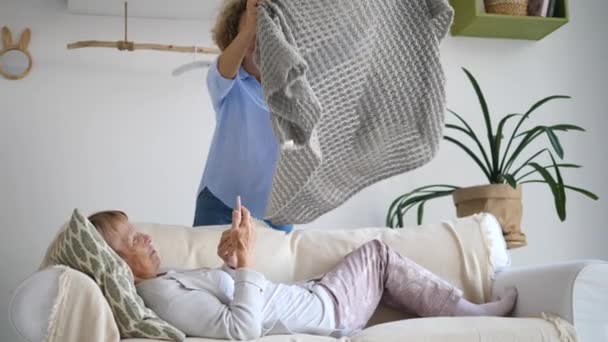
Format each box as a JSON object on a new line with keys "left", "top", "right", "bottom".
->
{"left": 0, "top": 26, "right": 33, "bottom": 80}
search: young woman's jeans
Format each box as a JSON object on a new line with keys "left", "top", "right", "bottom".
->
{"left": 193, "top": 187, "right": 293, "bottom": 233}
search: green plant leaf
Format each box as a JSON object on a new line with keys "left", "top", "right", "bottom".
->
{"left": 446, "top": 123, "right": 493, "bottom": 171}
{"left": 391, "top": 190, "right": 455, "bottom": 228}
{"left": 517, "top": 163, "right": 581, "bottom": 182}
{"left": 524, "top": 96, "right": 571, "bottom": 119}
{"left": 393, "top": 200, "right": 424, "bottom": 227}
{"left": 388, "top": 191, "right": 430, "bottom": 228}
{"left": 499, "top": 95, "right": 570, "bottom": 172}
{"left": 494, "top": 113, "right": 523, "bottom": 175}
{"left": 462, "top": 68, "right": 497, "bottom": 175}
{"left": 396, "top": 193, "right": 443, "bottom": 218}
{"left": 394, "top": 194, "right": 410, "bottom": 228}
{"left": 503, "top": 174, "right": 517, "bottom": 189}
{"left": 447, "top": 110, "right": 493, "bottom": 171}
{"left": 551, "top": 124, "right": 584, "bottom": 130}
{"left": 386, "top": 185, "right": 459, "bottom": 227}
{"left": 417, "top": 202, "right": 425, "bottom": 225}
{"left": 514, "top": 125, "right": 565, "bottom": 159}
{"left": 503, "top": 126, "right": 546, "bottom": 173}
{"left": 387, "top": 194, "right": 408, "bottom": 227}
{"left": 528, "top": 160, "right": 566, "bottom": 221}
{"left": 444, "top": 136, "right": 492, "bottom": 182}
{"left": 517, "top": 124, "right": 585, "bottom": 137}
{"left": 563, "top": 185, "right": 597, "bottom": 200}
{"left": 394, "top": 197, "right": 427, "bottom": 228}
{"left": 445, "top": 124, "right": 469, "bottom": 135}
{"left": 511, "top": 123, "right": 584, "bottom": 164}
{"left": 398, "top": 191, "right": 454, "bottom": 221}
{"left": 544, "top": 127, "right": 564, "bottom": 159}
{"left": 549, "top": 124, "right": 586, "bottom": 132}
{"left": 520, "top": 181, "right": 599, "bottom": 200}
{"left": 549, "top": 153, "right": 567, "bottom": 221}
{"left": 511, "top": 148, "right": 549, "bottom": 177}
{"left": 394, "top": 194, "right": 426, "bottom": 228}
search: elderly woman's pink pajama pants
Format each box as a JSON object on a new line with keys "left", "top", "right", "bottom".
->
{"left": 317, "top": 239, "right": 463, "bottom": 331}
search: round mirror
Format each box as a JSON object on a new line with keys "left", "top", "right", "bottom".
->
{"left": 0, "top": 49, "right": 32, "bottom": 80}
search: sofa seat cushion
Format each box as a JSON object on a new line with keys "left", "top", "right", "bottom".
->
{"left": 122, "top": 316, "right": 577, "bottom": 342}
{"left": 124, "top": 335, "right": 338, "bottom": 342}
{"left": 354, "top": 316, "right": 577, "bottom": 342}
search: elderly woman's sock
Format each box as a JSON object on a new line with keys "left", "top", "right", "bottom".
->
{"left": 453, "top": 288, "right": 518, "bottom": 316}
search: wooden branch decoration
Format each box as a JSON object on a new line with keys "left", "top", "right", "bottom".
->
{"left": 66, "top": 1, "right": 220, "bottom": 55}
{"left": 67, "top": 41, "right": 220, "bottom": 54}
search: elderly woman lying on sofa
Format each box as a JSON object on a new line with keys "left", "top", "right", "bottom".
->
{"left": 88, "top": 203, "right": 518, "bottom": 340}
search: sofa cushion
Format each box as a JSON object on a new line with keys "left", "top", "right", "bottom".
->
{"left": 123, "top": 335, "right": 337, "bottom": 342}
{"left": 46, "top": 209, "right": 185, "bottom": 341}
{"left": 351, "top": 316, "right": 577, "bottom": 342}
{"left": 121, "top": 317, "right": 577, "bottom": 341}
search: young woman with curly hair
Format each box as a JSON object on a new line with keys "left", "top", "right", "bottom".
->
{"left": 193, "top": 0, "right": 293, "bottom": 232}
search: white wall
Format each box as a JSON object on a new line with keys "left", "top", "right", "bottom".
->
{"left": 1, "top": 0, "right": 607, "bottom": 340}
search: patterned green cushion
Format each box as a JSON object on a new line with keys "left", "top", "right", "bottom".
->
{"left": 48, "top": 209, "right": 185, "bottom": 341}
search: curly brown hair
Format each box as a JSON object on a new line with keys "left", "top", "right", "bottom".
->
{"left": 212, "top": 0, "right": 248, "bottom": 51}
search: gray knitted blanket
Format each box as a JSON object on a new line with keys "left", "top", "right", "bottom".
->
{"left": 256, "top": 0, "right": 454, "bottom": 224}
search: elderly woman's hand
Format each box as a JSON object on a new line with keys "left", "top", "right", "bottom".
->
{"left": 217, "top": 205, "right": 256, "bottom": 269}
{"left": 233, "top": 206, "right": 256, "bottom": 268}
{"left": 218, "top": 229, "right": 238, "bottom": 268}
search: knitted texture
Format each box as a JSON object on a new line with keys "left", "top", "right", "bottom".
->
{"left": 256, "top": 0, "right": 454, "bottom": 224}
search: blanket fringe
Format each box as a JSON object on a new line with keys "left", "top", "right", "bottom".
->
{"left": 44, "top": 266, "right": 72, "bottom": 342}
{"left": 469, "top": 213, "right": 501, "bottom": 302}
{"left": 541, "top": 312, "right": 579, "bottom": 342}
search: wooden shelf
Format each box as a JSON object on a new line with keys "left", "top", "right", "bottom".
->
{"left": 450, "top": 0, "right": 569, "bottom": 40}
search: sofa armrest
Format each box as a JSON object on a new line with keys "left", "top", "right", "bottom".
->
{"left": 11, "top": 266, "right": 120, "bottom": 342}
{"left": 493, "top": 260, "right": 608, "bottom": 342}
{"left": 10, "top": 267, "right": 62, "bottom": 342}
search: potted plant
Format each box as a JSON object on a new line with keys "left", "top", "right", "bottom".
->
{"left": 386, "top": 68, "right": 598, "bottom": 249}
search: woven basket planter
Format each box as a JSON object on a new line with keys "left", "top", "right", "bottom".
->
{"left": 485, "top": 0, "right": 529, "bottom": 16}
{"left": 453, "top": 184, "right": 527, "bottom": 249}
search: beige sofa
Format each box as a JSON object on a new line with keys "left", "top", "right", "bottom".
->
{"left": 11, "top": 214, "right": 608, "bottom": 342}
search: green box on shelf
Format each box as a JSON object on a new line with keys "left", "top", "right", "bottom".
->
{"left": 449, "top": 0, "right": 569, "bottom": 40}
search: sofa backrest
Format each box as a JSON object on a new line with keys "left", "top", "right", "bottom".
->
{"left": 135, "top": 221, "right": 297, "bottom": 283}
